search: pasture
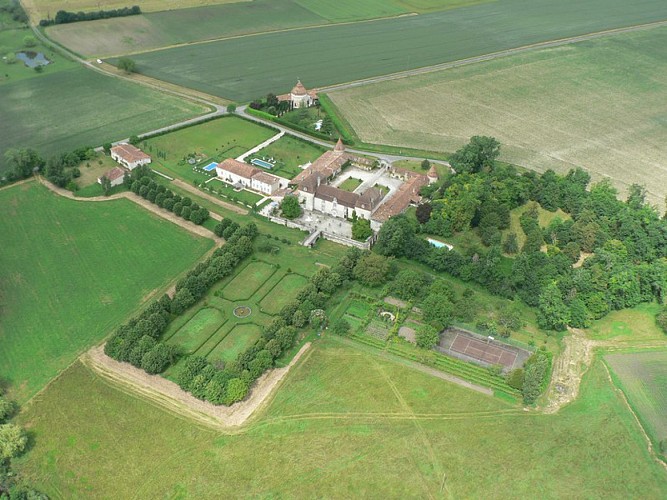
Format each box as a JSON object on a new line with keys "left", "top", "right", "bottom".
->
{"left": 0, "top": 66, "right": 207, "bottom": 175}
{"left": 0, "top": 182, "right": 213, "bottom": 402}
{"left": 605, "top": 350, "right": 667, "bottom": 455}
{"left": 331, "top": 26, "right": 667, "bottom": 203}
{"left": 14, "top": 339, "right": 667, "bottom": 497}
{"left": 121, "top": 0, "right": 667, "bottom": 102}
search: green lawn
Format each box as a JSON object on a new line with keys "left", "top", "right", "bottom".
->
{"left": 144, "top": 116, "right": 276, "bottom": 184}
{"left": 14, "top": 340, "right": 667, "bottom": 497}
{"left": 258, "top": 273, "right": 309, "bottom": 315}
{"left": 220, "top": 261, "right": 277, "bottom": 302}
{"left": 504, "top": 203, "right": 570, "bottom": 249}
{"left": 251, "top": 134, "right": 325, "bottom": 180}
{"left": 165, "top": 307, "right": 225, "bottom": 354}
{"left": 337, "top": 177, "right": 363, "bottom": 192}
{"left": 121, "top": 0, "right": 667, "bottom": 102}
{"left": 209, "top": 179, "right": 264, "bottom": 206}
{"left": 0, "top": 182, "right": 213, "bottom": 402}
{"left": 0, "top": 65, "right": 207, "bottom": 174}
{"left": 206, "top": 323, "right": 263, "bottom": 363}
{"left": 605, "top": 350, "right": 667, "bottom": 455}
{"left": 586, "top": 303, "right": 666, "bottom": 344}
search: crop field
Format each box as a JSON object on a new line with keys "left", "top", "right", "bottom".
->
{"left": 21, "top": 0, "right": 245, "bottom": 22}
{"left": 144, "top": 117, "right": 276, "bottom": 183}
{"left": 331, "top": 26, "right": 667, "bottom": 203}
{"left": 14, "top": 339, "right": 667, "bottom": 497}
{"left": 0, "top": 182, "right": 213, "bottom": 402}
{"left": 220, "top": 261, "right": 277, "bottom": 301}
{"left": 120, "top": 0, "right": 667, "bottom": 102}
{"left": 207, "top": 323, "right": 263, "bottom": 363}
{"left": 0, "top": 66, "right": 207, "bottom": 175}
{"left": 252, "top": 134, "right": 325, "bottom": 180}
{"left": 259, "top": 273, "right": 309, "bottom": 315}
{"left": 605, "top": 350, "right": 667, "bottom": 453}
{"left": 45, "top": 0, "right": 488, "bottom": 58}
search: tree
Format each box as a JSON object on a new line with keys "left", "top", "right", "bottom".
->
{"left": 416, "top": 203, "right": 432, "bottom": 224}
{"left": 389, "top": 270, "right": 429, "bottom": 300}
{"left": 226, "top": 103, "right": 237, "bottom": 113}
{"left": 223, "top": 378, "right": 248, "bottom": 405}
{"left": 0, "top": 424, "right": 27, "bottom": 460}
{"left": 655, "top": 306, "right": 667, "bottom": 334}
{"left": 141, "top": 343, "right": 176, "bottom": 374}
{"left": 503, "top": 232, "right": 519, "bottom": 254}
{"left": 331, "top": 318, "right": 351, "bottom": 335}
{"left": 421, "top": 159, "right": 431, "bottom": 171}
{"left": 374, "top": 215, "right": 419, "bottom": 258}
{"left": 4, "top": 148, "right": 44, "bottom": 180}
{"left": 421, "top": 293, "right": 453, "bottom": 329}
{"left": 100, "top": 175, "right": 112, "bottom": 196}
{"left": 538, "top": 282, "right": 570, "bottom": 331}
{"left": 449, "top": 136, "right": 500, "bottom": 174}
{"left": 353, "top": 253, "right": 393, "bottom": 287}
{"left": 117, "top": 57, "right": 136, "bottom": 74}
{"left": 522, "top": 351, "right": 550, "bottom": 404}
{"left": 280, "top": 195, "right": 301, "bottom": 219}
{"left": 23, "top": 35, "right": 36, "bottom": 47}
{"left": 0, "top": 396, "right": 14, "bottom": 423}
{"left": 351, "top": 217, "right": 372, "bottom": 241}
{"left": 415, "top": 324, "right": 440, "bottom": 349}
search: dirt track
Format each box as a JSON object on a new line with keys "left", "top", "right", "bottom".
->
{"left": 83, "top": 343, "right": 311, "bottom": 430}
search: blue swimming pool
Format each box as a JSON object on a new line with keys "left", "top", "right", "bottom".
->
{"left": 251, "top": 158, "right": 274, "bottom": 169}
{"left": 203, "top": 162, "right": 217, "bottom": 171}
{"left": 427, "top": 238, "right": 453, "bottom": 250}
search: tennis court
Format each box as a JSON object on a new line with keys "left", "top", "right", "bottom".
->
{"left": 438, "top": 328, "right": 532, "bottom": 371}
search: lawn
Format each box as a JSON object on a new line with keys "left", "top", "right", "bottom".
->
{"left": 345, "top": 300, "right": 372, "bottom": 319}
{"left": 210, "top": 179, "right": 264, "bottom": 206}
{"left": 120, "top": 0, "right": 667, "bottom": 102}
{"left": 0, "top": 182, "right": 213, "bottom": 402}
{"left": 605, "top": 350, "right": 667, "bottom": 455}
{"left": 165, "top": 307, "right": 225, "bottom": 353}
{"left": 0, "top": 66, "right": 207, "bottom": 175}
{"left": 251, "top": 134, "right": 325, "bottom": 180}
{"left": 504, "top": 203, "right": 570, "bottom": 249}
{"left": 220, "top": 260, "right": 277, "bottom": 301}
{"left": 14, "top": 340, "right": 667, "bottom": 497}
{"left": 331, "top": 25, "right": 667, "bottom": 204}
{"left": 258, "top": 273, "right": 309, "bottom": 315}
{"left": 206, "top": 322, "right": 263, "bottom": 363}
{"left": 586, "top": 303, "right": 666, "bottom": 344}
{"left": 144, "top": 116, "right": 276, "bottom": 184}
{"left": 338, "top": 177, "right": 363, "bottom": 192}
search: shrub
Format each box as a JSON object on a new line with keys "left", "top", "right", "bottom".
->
{"left": 415, "top": 324, "right": 440, "bottom": 349}
{"left": 331, "top": 319, "right": 351, "bottom": 335}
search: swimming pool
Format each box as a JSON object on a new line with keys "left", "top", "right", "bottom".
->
{"left": 203, "top": 162, "right": 217, "bottom": 171}
{"left": 427, "top": 238, "right": 453, "bottom": 250}
{"left": 251, "top": 158, "right": 274, "bottom": 169}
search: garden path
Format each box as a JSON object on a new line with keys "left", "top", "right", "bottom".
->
{"left": 235, "top": 131, "right": 284, "bottom": 162}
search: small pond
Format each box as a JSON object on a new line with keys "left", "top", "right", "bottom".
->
{"left": 16, "top": 51, "right": 51, "bottom": 68}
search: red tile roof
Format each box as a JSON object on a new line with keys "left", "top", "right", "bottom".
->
{"left": 101, "top": 166, "right": 126, "bottom": 182}
{"left": 217, "top": 158, "right": 260, "bottom": 180}
{"left": 111, "top": 143, "right": 150, "bottom": 163}
{"left": 372, "top": 173, "right": 428, "bottom": 223}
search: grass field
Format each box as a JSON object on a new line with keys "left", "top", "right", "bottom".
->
{"left": 221, "top": 261, "right": 277, "bottom": 301}
{"left": 258, "top": 273, "right": 308, "bottom": 315}
{"left": 14, "top": 339, "right": 667, "bottom": 497}
{"left": 44, "top": 0, "right": 488, "bottom": 58}
{"left": 0, "top": 66, "right": 207, "bottom": 174}
{"left": 605, "top": 350, "right": 667, "bottom": 454}
{"left": 587, "top": 303, "right": 666, "bottom": 344}
{"left": 338, "top": 177, "right": 363, "bottom": 192}
{"left": 165, "top": 307, "right": 225, "bottom": 353}
{"left": 0, "top": 182, "right": 213, "bottom": 402}
{"left": 119, "top": 0, "right": 667, "bottom": 102}
{"left": 211, "top": 180, "right": 264, "bottom": 206}
{"left": 206, "top": 323, "right": 263, "bottom": 363}
{"left": 144, "top": 117, "right": 276, "bottom": 184}
{"left": 251, "top": 134, "right": 325, "bottom": 180}
{"left": 331, "top": 26, "right": 667, "bottom": 204}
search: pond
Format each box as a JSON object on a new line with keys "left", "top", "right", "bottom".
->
{"left": 16, "top": 51, "right": 51, "bottom": 68}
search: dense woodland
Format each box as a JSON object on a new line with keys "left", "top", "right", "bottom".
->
{"left": 376, "top": 137, "right": 667, "bottom": 332}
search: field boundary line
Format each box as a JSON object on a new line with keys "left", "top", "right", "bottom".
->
{"left": 323, "top": 19, "right": 667, "bottom": 95}
{"left": 600, "top": 359, "right": 667, "bottom": 471}
{"left": 82, "top": 342, "right": 312, "bottom": 431}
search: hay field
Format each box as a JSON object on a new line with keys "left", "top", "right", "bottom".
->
{"left": 0, "top": 182, "right": 213, "bottom": 402}
{"left": 14, "top": 340, "right": 667, "bottom": 497}
{"left": 119, "top": 0, "right": 667, "bottom": 102}
{"left": 330, "top": 27, "right": 667, "bottom": 203}
{"left": 606, "top": 350, "right": 667, "bottom": 451}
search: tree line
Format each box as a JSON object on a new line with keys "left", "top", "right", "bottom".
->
{"left": 104, "top": 222, "right": 259, "bottom": 382}
{"left": 127, "top": 167, "right": 210, "bottom": 225}
{"left": 39, "top": 5, "right": 140, "bottom": 26}
{"left": 376, "top": 136, "right": 667, "bottom": 333}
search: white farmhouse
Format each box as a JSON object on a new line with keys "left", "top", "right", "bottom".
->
{"left": 215, "top": 158, "right": 283, "bottom": 195}
{"left": 110, "top": 143, "right": 151, "bottom": 170}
